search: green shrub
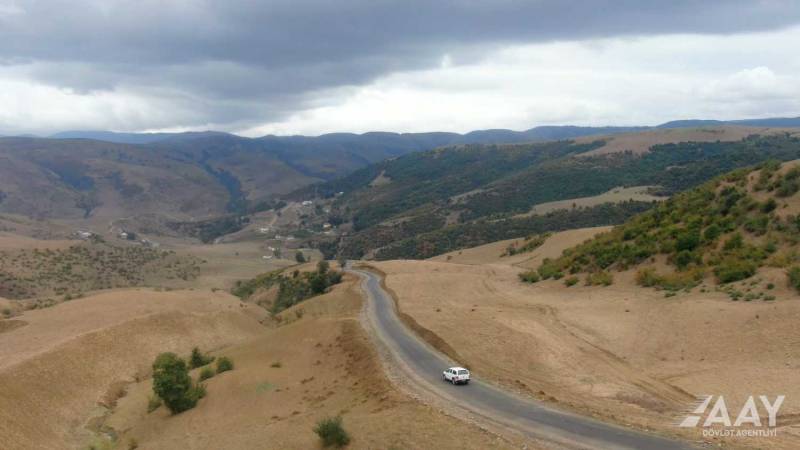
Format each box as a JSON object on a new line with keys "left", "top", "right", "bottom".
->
{"left": 636, "top": 267, "right": 702, "bottom": 290}
{"left": 585, "top": 271, "right": 613, "bottom": 286}
{"left": 271, "top": 361, "right": 282, "bottom": 368}
{"left": 564, "top": 276, "right": 579, "bottom": 287}
{"left": 703, "top": 224, "right": 721, "bottom": 241}
{"left": 295, "top": 251, "right": 306, "bottom": 263}
{"left": 776, "top": 179, "right": 799, "bottom": 197}
{"left": 788, "top": 266, "right": 800, "bottom": 292}
{"left": 537, "top": 259, "right": 563, "bottom": 280}
{"left": 518, "top": 271, "right": 540, "bottom": 283}
{"left": 314, "top": 416, "right": 351, "bottom": 448}
{"left": 152, "top": 353, "right": 198, "bottom": 414}
{"left": 723, "top": 233, "right": 744, "bottom": 251}
{"left": 714, "top": 258, "right": 757, "bottom": 283}
{"left": 216, "top": 356, "right": 234, "bottom": 374}
{"left": 199, "top": 367, "right": 215, "bottom": 381}
{"left": 635, "top": 267, "right": 659, "bottom": 287}
{"left": 675, "top": 231, "right": 700, "bottom": 252}
{"left": 189, "top": 347, "right": 214, "bottom": 369}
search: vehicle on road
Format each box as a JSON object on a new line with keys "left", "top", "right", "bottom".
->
{"left": 443, "top": 367, "right": 470, "bottom": 385}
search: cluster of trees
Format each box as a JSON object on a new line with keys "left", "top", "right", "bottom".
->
{"left": 169, "top": 215, "right": 250, "bottom": 243}
{"left": 370, "top": 201, "right": 653, "bottom": 260}
{"left": 150, "top": 348, "right": 234, "bottom": 414}
{"left": 233, "top": 261, "right": 343, "bottom": 313}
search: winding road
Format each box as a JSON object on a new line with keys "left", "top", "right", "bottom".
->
{"left": 350, "top": 267, "right": 694, "bottom": 450}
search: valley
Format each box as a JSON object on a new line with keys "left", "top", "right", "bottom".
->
{"left": 4, "top": 125, "right": 800, "bottom": 449}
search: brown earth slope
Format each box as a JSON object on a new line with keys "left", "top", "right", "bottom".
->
{"left": 0, "top": 272, "right": 514, "bottom": 449}
{"left": 373, "top": 227, "right": 800, "bottom": 449}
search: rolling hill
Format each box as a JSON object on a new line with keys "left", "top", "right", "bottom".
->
{"left": 308, "top": 127, "right": 800, "bottom": 260}
{"left": 4, "top": 119, "right": 800, "bottom": 245}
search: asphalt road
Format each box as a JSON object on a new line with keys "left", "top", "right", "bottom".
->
{"left": 351, "top": 268, "right": 694, "bottom": 450}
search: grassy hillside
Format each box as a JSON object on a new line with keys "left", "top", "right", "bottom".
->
{"left": 522, "top": 160, "right": 800, "bottom": 297}
{"left": 0, "top": 239, "right": 201, "bottom": 300}
{"left": 314, "top": 131, "right": 800, "bottom": 259}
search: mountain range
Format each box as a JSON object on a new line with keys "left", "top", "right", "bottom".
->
{"left": 1, "top": 116, "right": 799, "bottom": 242}
{"left": 45, "top": 116, "right": 800, "bottom": 145}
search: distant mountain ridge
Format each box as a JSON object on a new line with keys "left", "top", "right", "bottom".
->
{"left": 46, "top": 116, "right": 800, "bottom": 145}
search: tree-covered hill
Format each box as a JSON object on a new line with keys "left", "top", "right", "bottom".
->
{"left": 311, "top": 132, "right": 800, "bottom": 259}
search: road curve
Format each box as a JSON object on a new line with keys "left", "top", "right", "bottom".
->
{"left": 350, "top": 267, "right": 694, "bottom": 450}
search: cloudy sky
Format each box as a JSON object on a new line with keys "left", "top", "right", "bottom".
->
{"left": 1, "top": 0, "right": 800, "bottom": 136}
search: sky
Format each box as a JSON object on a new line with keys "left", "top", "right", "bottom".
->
{"left": 1, "top": 0, "right": 800, "bottom": 136}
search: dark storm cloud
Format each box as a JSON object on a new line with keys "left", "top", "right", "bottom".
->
{"left": 3, "top": 0, "right": 800, "bottom": 130}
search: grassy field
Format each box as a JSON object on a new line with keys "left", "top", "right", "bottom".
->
{"left": 520, "top": 186, "right": 666, "bottom": 216}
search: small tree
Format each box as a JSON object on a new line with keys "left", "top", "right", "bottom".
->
{"left": 152, "top": 353, "right": 197, "bottom": 414}
{"left": 295, "top": 251, "right": 306, "bottom": 263}
{"left": 314, "top": 416, "right": 350, "bottom": 448}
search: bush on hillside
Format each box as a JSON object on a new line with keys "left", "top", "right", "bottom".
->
{"left": 518, "top": 271, "right": 540, "bottom": 283}
{"left": 152, "top": 353, "right": 200, "bottom": 414}
{"left": 216, "top": 356, "right": 234, "bottom": 374}
{"left": 635, "top": 267, "right": 703, "bottom": 291}
{"left": 585, "top": 271, "right": 613, "bottom": 286}
{"left": 314, "top": 416, "right": 351, "bottom": 448}
{"left": 189, "top": 347, "right": 215, "bottom": 369}
{"left": 233, "top": 261, "right": 344, "bottom": 314}
{"left": 788, "top": 266, "right": 800, "bottom": 292}
{"left": 714, "top": 258, "right": 757, "bottom": 283}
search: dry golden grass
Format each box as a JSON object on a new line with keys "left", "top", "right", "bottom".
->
{"left": 0, "top": 270, "right": 514, "bottom": 449}
{"left": 577, "top": 126, "right": 799, "bottom": 156}
{"left": 519, "top": 186, "right": 666, "bottom": 216}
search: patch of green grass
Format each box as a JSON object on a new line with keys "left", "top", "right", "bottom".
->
{"left": 256, "top": 382, "right": 275, "bottom": 393}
